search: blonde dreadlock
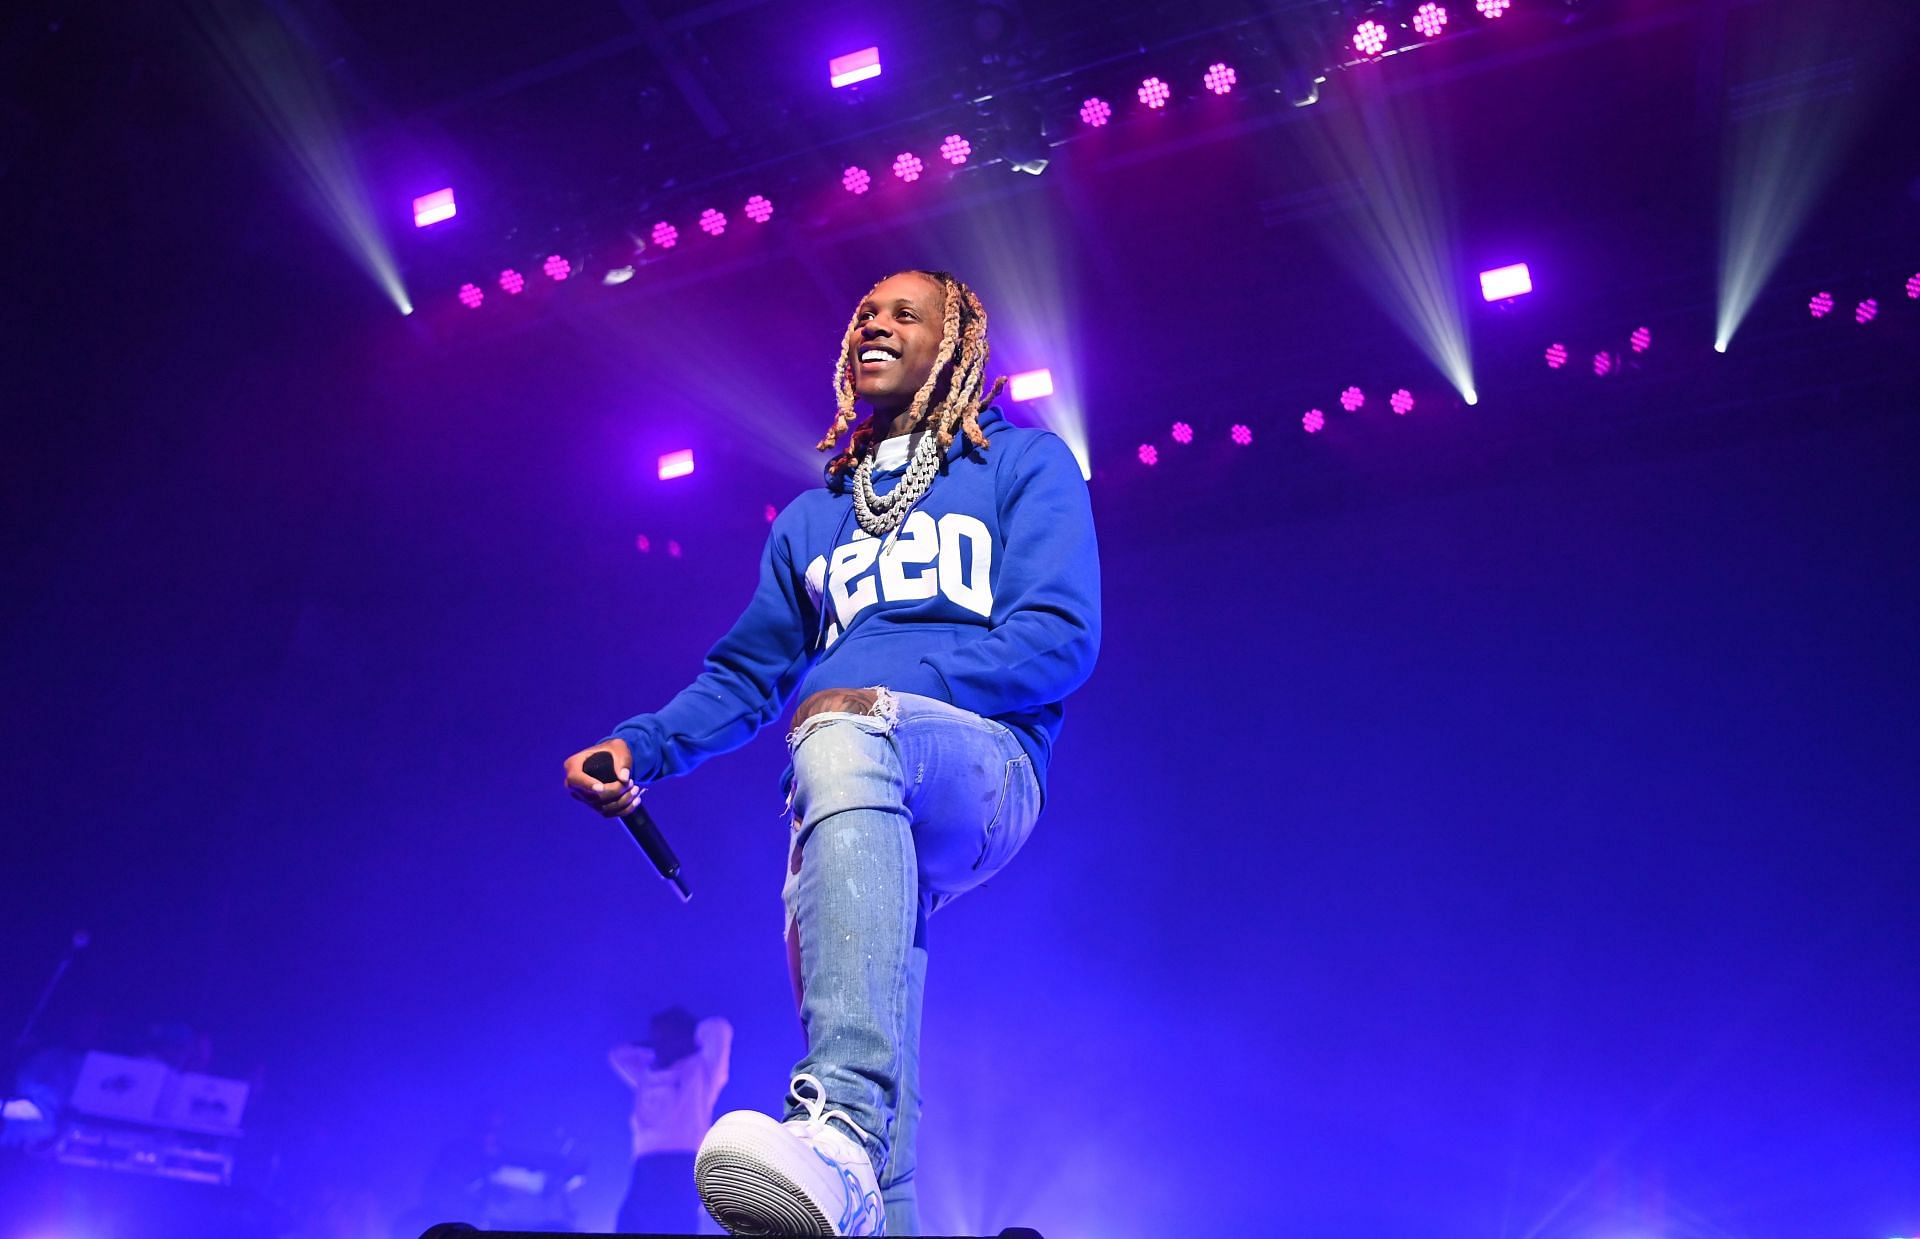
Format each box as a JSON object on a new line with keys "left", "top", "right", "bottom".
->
{"left": 817, "top": 270, "right": 1008, "bottom": 478}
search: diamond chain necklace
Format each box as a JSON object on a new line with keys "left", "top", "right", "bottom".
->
{"left": 851, "top": 428, "right": 943, "bottom": 538}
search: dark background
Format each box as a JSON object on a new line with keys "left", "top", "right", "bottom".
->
{"left": 4, "top": 0, "right": 1916, "bottom": 1235}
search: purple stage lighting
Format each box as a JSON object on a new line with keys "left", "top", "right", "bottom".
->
{"left": 1809, "top": 291, "right": 1833, "bottom": 318}
{"left": 499, "top": 269, "right": 525, "bottom": 295}
{"left": 843, "top": 165, "right": 872, "bottom": 195}
{"left": 1353, "top": 20, "right": 1389, "bottom": 56}
{"left": 940, "top": 134, "right": 972, "bottom": 165}
{"left": 458, "top": 282, "right": 483, "bottom": 309}
{"left": 1480, "top": 262, "right": 1533, "bottom": 301}
{"left": 412, "top": 187, "right": 456, "bottom": 227}
{"left": 1203, "top": 63, "right": 1237, "bottom": 95}
{"left": 652, "top": 221, "right": 679, "bottom": 249}
{"left": 1413, "top": 4, "right": 1450, "bottom": 37}
{"left": 1008, "top": 369, "right": 1054, "bottom": 401}
{"left": 1390, "top": 389, "right": 1415, "bottom": 415}
{"left": 1340, "top": 386, "right": 1365, "bottom": 412}
{"left": 829, "top": 46, "right": 881, "bottom": 89}
{"left": 1137, "top": 77, "right": 1171, "bottom": 109}
{"left": 543, "top": 254, "right": 571, "bottom": 281}
{"left": 764, "top": 504, "right": 777, "bottom": 523}
{"left": 1855, "top": 298, "right": 1878, "bottom": 324}
{"left": 1230, "top": 423, "right": 1253, "bottom": 446}
{"left": 1080, "top": 97, "right": 1112, "bottom": 127}
{"left": 1546, "top": 342, "right": 1568, "bottom": 368}
{"left": 745, "top": 195, "right": 773, "bottom": 223}
{"left": 699, "top": 208, "right": 727, "bottom": 236}
{"left": 1908, "top": 273, "right": 1920, "bottom": 300}
{"left": 1303, "top": 408, "right": 1325, "bottom": 433}
{"left": 1630, "top": 326, "right": 1652, "bottom": 353}
{"left": 893, "top": 152, "right": 925, "bottom": 182}
{"left": 1593, "top": 350, "right": 1614, "bottom": 376}
{"left": 667, "top": 540, "right": 682, "bottom": 558}
{"left": 658, "top": 449, "right": 695, "bottom": 481}
{"left": 1138, "top": 444, "right": 1159, "bottom": 466}
{"left": 1171, "top": 421, "right": 1194, "bottom": 444}
{"left": 1476, "top": 0, "right": 1511, "bottom": 15}
{"left": 635, "top": 534, "right": 651, "bottom": 553}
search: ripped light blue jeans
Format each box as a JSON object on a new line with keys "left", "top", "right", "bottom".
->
{"left": 780, "top": 688, "right": 1041, "bottom": 1237}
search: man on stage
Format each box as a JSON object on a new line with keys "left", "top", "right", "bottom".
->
{"left": 564, "top": 269, "right": 1100, "bottom": 1236}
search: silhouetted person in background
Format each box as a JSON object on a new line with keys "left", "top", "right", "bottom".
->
{"left": 610, "top": 1007, "right": 731, "bottom": 1232}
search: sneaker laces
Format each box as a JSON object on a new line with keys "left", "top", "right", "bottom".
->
{"left": 787, "top": 1073, "right": 876, "bottom": 1149}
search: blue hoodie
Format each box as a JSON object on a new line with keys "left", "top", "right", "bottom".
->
{"left": 610, "top": 405, "right": 1100, "bottom": 798}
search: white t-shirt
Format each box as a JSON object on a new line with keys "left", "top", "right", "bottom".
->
{"left": 609, "top": 1016, "right": 732, "bottom": 1158}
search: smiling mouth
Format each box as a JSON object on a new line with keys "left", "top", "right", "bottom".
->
{"left": 857, "top": 347, "right": 900, "bottom": 371}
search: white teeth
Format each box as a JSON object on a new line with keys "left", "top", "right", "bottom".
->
{"left": 859, "top": 350, "right": 895, "bottom": 363}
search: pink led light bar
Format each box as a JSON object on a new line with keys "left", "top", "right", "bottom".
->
{"left": 1080, "top": 97, "right": 1112, "bottom": 127}
{"left": 1008, "top": 369, "right": 1054, "bottom": 401}
{"left": 658, "top": 450, "right": 695, "bottom": 481}
{"left": 1138, "top": 444, "right": 1159, "bottom": 466}
{"left": 1303, "top": 409, "right": 1325, "bottom": 433}
{"left": 829, "top": 46, "right": 881, "bottom": 89}
{"left": 1480, "top": 262, "right": 1533, "bottom": 301}
{"left": 745, "top": 195, "right": 773, "bottom": 223}
{"left": 412, "top": 188, "right": 456, "bottom": 227}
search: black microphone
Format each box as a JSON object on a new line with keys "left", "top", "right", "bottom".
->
{"left": 583, "top": 751, "right": 690, "bottom": 902}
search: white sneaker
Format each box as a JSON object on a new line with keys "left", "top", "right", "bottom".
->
{"left": 695, "top": 1073, "right": 886, "bottom": 1236}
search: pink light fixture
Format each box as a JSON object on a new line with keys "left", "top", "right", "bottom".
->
{"left": 745, "top": 195, "right": 773, "bottom": 223}
{"left": 1137, "top": 77, "right": 1171, "bottom": 109}
{"left": 1476, "top": 0, "right": 1511, "bottom": 16}
{"left": 1079, "top": 97, "right": 1112, "bottom": 127}
{"left": 1303, "top": 409, "right": 1325, "bottom": 433}
{"left": 1593, "top": 350, "right": 1614, "bottom": 376}
{"left": 412, "top": 187, "right": 456, "bottom": 227}
{"left": 893, "top": 152, "right": 925, "bottom": 182}
{"left": 699, "top": 208, "right": 727, "bottom": 236}
{"left": 1907, "top": 273, "right": 1920, "bottom": 300}
{"left": 499, "top": 269, "right": 525, "bottom": 295}
{"left": 652, "top": 221, "right": 679, "bottom": 249}
{"left": 763, "top": 504, "right": 778, "bottom": 523}
{"left": 457, "top": 282, "right": 483, "bottom": 309}
{"left": 543, "top": 254, "right": 571, "bottom": 281}
{"left": 1008, "top": 369, "right": 1054, "bottom": 401}
{"left": 1390, "top": 389, "right": 1415, "bottom": 415}
{"left": 635, "top": 534, "right": 651, "bottom": 553}
{"left": 1808, "top": 291, "right": 1834, "bottom": 318}
{"left": 658, "top": 450, "right": 695, "bottom": 481}
{"left": 1630, "top": 326, "right": 1652, "bottom": 353}
{"left": 843, "top": 165, "right": 872, "bottom": 195}
{"left": 1353, "top": 20, "right": 1389, "bottom": 56}
{"left": 940, "top": 134, "right": 972, "bottom": 165}
{"left": 1138, "top": 444, "right": 1159, "bottom": 466}
{"left": 1413, "top": 4, "right": 1450, "bottom": 38}
{"left": 1545, "top": 342, "right": 1568, "bottom": 368}
{"left": 1171, "top": 421, "right": 1194, "bottom": 444}
{"left": 1230, "top": 424, "right": 1253, "bottom": 446}
{"left": 1340, "top": 386, "right": 1366, "bottom": 412}
{"left": 829, "top": 46, "right": 881, "bottom": 89}
{"left": 1855, "top": 298, "right": 1879, "bottom": 325}
{"left": 1203, "top": 63, "right": 1237, "bottom": 95}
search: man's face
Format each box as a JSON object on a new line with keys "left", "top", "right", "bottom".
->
{"left": 850, "top": 272, "right": 946, "bottom": 413}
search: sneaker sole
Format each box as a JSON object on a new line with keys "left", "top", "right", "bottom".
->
{"left": 696, "top": 1134, "right": 836, "bottom": 1236}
